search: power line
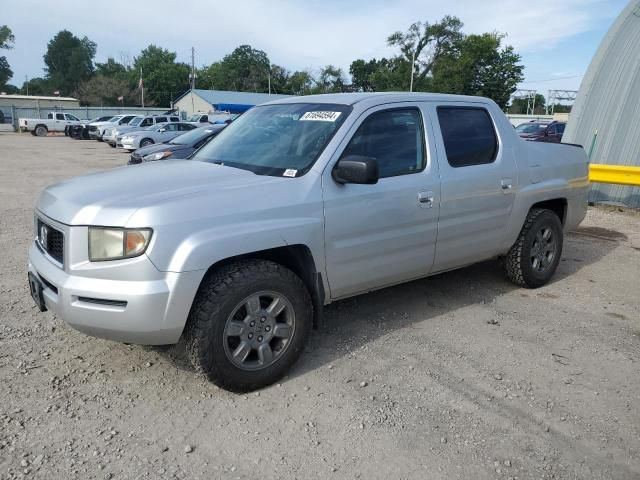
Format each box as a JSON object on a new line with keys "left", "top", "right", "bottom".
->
{"left": 520, "top": 74, "right": 583, "bottom": 85}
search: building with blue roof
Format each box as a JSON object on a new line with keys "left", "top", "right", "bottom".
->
{"left": 173, "top": 89, "right": 293, "bottom": 117}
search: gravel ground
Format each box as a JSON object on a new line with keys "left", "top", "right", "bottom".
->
{"left": 1, "top": 133, "right": 639, "bottom": 480}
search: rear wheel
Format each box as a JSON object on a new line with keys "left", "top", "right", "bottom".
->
{"left": 35, "top": 125, "right": 47, "bottom": 137}
{"left": 505, "top": 208, "right": 563, "bottom": 288}
{"left": 185, "top": 259, "right": 312, "bottom": 392}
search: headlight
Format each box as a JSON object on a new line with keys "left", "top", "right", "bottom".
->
{"left": 143, "top": 151, "right": 173, "bottom": 161}
{"left": 122, "top": 136, "right": 133, "bottom": 141}
{"left": 88, "top": 227, "right": 152, "bottom": 261}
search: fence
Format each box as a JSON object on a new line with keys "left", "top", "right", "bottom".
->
{"left": 1, "top": 106, "right": 173, "bottom": 130}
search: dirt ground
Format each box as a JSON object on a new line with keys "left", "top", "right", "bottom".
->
{"left": 1, "top": 133, "right": 639, "bottom": 480}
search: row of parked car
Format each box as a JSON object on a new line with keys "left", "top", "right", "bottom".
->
{"left": 67, "top": 111, "right": 233, "bottom": 164}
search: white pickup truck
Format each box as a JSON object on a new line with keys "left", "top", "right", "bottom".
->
{"left": 19, "top": 112, "right": 83, "bottom": 136}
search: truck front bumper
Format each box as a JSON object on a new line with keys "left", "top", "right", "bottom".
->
{"left": 28, "top": 241, "right": 204, "bottom": 345}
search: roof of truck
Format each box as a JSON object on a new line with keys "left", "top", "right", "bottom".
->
{"left": 264, "top": 92, "right": 495, "bottom": 107}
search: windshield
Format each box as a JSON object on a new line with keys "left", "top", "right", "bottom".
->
{"left": 516, "top": 123, "right": 547, "bottom": 134}
{"left": 188, "top": 114, "right": 204, "bottom": 122}
{"left": 193, "top": 103, "right": 351, "bottom": 176}
{"left": 170, "top": 126, "right": 221, "bottom": 145}
{"left": 128, "top": 117, "right": 142, "bottom": 126}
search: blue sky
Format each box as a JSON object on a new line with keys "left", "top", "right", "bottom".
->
{"left": 1, "top": 0, "right": 630, "bottom": 97}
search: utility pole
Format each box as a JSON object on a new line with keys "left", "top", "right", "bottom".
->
{"left": 268, "top": 66, "right": 271, "bottom": 95}
{"left": 190, "top": 47, "right": 197, "bottom": 90}
{"left": 139, "top": 66, "right": 144, "bottom": 108}
{"left": 25, "top": 75, "right": 29, "bottom": 96}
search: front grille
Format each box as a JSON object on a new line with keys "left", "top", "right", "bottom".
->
{"left": 37, "top": 219, "right": 64, "bottom": 264}
{"left": 88, "top": 125, "right": 97, "bottom": 132}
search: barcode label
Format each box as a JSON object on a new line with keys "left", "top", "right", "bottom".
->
{"left": 300, "top": 111, "right": 342, "bottom": 122}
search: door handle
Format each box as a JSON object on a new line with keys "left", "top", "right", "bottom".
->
{"left": 417, "top": 191, "right": 434, "bottom": 208}
{"left": 500, "top": 178, "right": 513, "bottom": 192}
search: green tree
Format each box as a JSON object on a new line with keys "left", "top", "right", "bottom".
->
{"left": 349, "top": 59, "right": 380, "bottom": 92}
{"left": 43, "top": 30, "right": 96, "bottom": 96}
{"left": 77, "top": 75, "right": 136, "bottom": 106}
{"left": 387, "top": 16, "right": 463, "bottom": 81}
{"left": 21, "top": 77, "right": 51, "bottom": 95}
{"left": 0, "top": 25, "right": 15, "bottom": 88}
{"left": 95, "top": 58, "right": 128, "bottom": 79}
{"left": 203, "top": 45, "right": 271, "bottom": 92}
{"left": 312, "top": 65, "right": 345, "bottom": 93}
{"left": 286, "top": 70, "right": 313, "bottom": 95}
{"left": 133, "top": 45, "right": 190, "bottom": 106}
{"left": 431, "top": 33, "right": 524, "bottom": 108}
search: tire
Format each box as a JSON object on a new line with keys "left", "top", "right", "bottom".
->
{"left": 108, "top": 142, "right": 116, "bottom": 148}
{"left": 184, "top": 259, "right": 312, "bottom": 392}
{"left": 35, "top": 125, "right": 48, "bottom": 137}
{"left": 505, "top": 208, "right": 563, "bottom": 288}
{"left": 139, "top": 138, "right": 153, "bottom": 148}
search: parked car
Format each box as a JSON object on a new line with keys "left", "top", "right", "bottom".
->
{"left": 515, "top": 120, "right": 566, "bottom": 143}
{"left": 128, "top": 124, "right": 226, "bottom": 165}
{"left": 119, "top": 122, "right": 197, "bottom": 151}
{"left": 110, "top": 114, "right": 181, "bottom": 147}
{"left": 88, "top": 114, "right": 140, "bottom": 141}
{"left": 19, "top": 112, "right": 83, "bottom": 136}
{"left": 27, "top": 93, "right": 589, "bottom": 392}
{"left": 102, "top": 116, "right": 142, "bottom": 146}
{"left": 186, "top": 112, "right": 235, "bottom": 125}
{"left": 68, "top": 115, "right": 114, "bottom": 139}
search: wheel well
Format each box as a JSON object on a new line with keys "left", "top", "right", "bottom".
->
{"left": 531, "top": 198, "right": 567, "bottom": 224}
{"left": 35, "top": 124, "right": 47, "bottom": 130}
{"left": 201, "top": 245, "right": 325, "bottom": 328}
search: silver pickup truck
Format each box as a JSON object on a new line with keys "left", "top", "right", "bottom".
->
{"left": 28, "top": 93, "right": 589, "bottom": 391}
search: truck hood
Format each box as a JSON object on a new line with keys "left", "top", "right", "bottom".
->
{"left": 36, "top": 160, "right": 283, "bottom": 226}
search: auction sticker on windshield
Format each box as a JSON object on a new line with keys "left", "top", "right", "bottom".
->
{"left": 300, "top": 111, "right": 342, "bottom": 122}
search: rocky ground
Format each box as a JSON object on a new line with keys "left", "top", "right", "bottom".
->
{"left": 0, "top": 133, "right": 639, "bottom": 479}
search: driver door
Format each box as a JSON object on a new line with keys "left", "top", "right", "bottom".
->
{"left": 322, "top": 104, "right": 440, "bottom": 299}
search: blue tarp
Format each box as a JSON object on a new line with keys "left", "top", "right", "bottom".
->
{"left": 214, "top": 103, "right": 255, "bottom": 114}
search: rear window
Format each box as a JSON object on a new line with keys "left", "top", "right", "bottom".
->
{"left": 437, "top": 107, "right": 498, "bottom": 167}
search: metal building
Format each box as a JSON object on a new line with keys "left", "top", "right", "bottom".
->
{"left": 563, "top": 1, "right": 640, "bottom": 207}
{"left": 173, "top": 89, "right": 292, "bottom": 117}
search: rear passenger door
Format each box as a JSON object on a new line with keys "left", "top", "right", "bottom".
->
{"left": 427, "top": 103, "right": 517, "bottom": 272}
{"left": 323, "top": 104, "right": 440, "bottom": 299}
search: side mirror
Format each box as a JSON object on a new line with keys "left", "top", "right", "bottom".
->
{"left": 332, "top": 155, "right": 379, "bottom": 185}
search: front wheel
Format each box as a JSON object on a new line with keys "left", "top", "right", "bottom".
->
{"left": 139, "top": 138, "right": 153, "bottom": 148}
{"left": 185, "top": 259, "right": 312, "bottom": 392}
{"left": 505, "top": 208, "right": 563, "bottom": 288}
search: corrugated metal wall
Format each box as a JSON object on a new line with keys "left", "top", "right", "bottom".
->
{"left": 564, "top": 1, "right": 640, "bottom": 207}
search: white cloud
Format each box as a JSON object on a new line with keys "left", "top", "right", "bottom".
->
{"left": 2, "top": 0, "right": 623, "bottom": 84}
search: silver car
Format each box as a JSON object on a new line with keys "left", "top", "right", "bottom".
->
{"left": 27, "top": 93, "right": 589, "bottom": 391}
{"left": 120, "top": 122, "right": 197, "bottom": 151}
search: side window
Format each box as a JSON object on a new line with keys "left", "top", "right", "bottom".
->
{"left": 341, "top": 108, "right": 425, "bottom": 178}
{"left": 66, "top": 114, "right": 79, "bottom": 121}
{"left": 179, "top": 123, "right": 196, "bottom": 131}
{"left": 56, "top": 113, "right": 65, "bottom": 120}
{"left": 155, "top": 116, "right": 167, "bottom": 123}
{"left": 140, "top": 118, "right": 152, "bottom": 127}
{"left": 164, "top": 124, "right": 178, "bottom": 131}
{"left": 47, "top": 113, "right": 54, "bottom": 119}
{"left": 556, "top": 123, "right": 565, "bottom": 134}
{"left": 170, "top": 117, "right": 179, "bottom": 122}
{"left": 200, "top": 115, "right": 208, "bottom": 122}
{"left": 436, "top": 107, "right": 498, "bottom": 168}
{"left": 547, "top": 125, "right": 557, "bottom": 135}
